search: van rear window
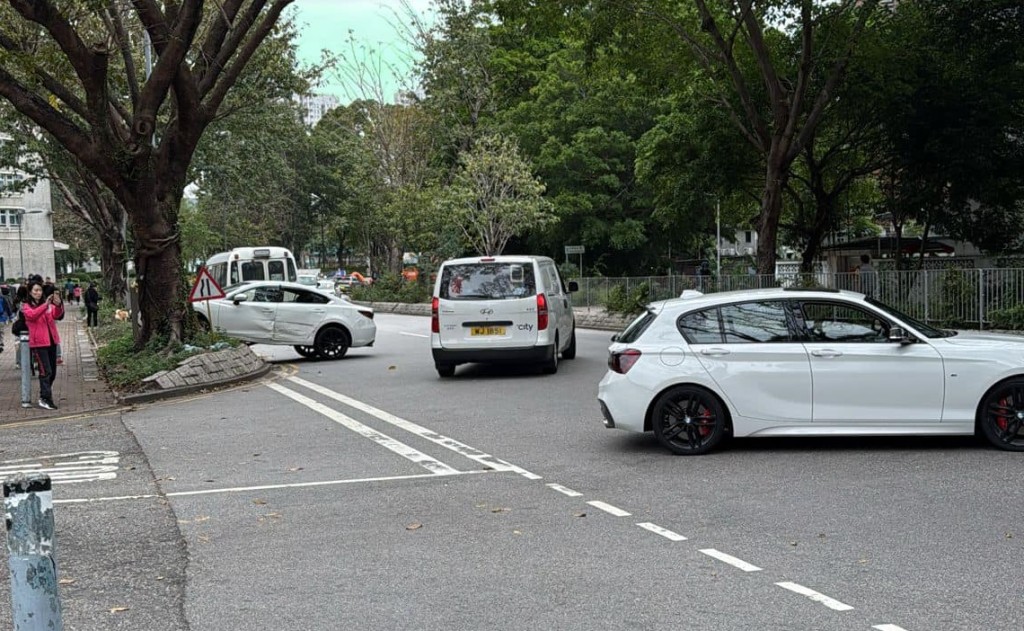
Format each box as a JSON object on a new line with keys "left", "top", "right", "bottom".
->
{"left": 440, "top": 263, "right": 536, "bottom": 300}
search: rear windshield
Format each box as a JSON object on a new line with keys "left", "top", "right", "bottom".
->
{"left": 439, "top": 263, "right": 537, "bottom": 300}
{"left": 617, "top": 310, "right": 657, "bottom": 343}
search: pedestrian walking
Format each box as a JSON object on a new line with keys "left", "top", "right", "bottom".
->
{"left": 857, "top": 254, "right": 878, "bottom": 297}
{"left": 21, "top": 281, "right": 64, "bottom": 410}
{"left": 84, "top": 282, "right": 101, "bottom": 328}
{"left": 73, "top": 283, "right": 82, "bottom": 305}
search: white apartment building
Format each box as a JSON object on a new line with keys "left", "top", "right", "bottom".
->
{"left": 0, "top": 167, "right": 57, "bottom": 281}
{"left": 295, "top": 93, "right": 340, "bottom": 128}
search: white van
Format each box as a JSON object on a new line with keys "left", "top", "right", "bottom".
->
{"left": 430, "top": 255, "right": 578, "bottom": 377}
{"left": 204, "top": 247, "right": 298, "bottom": 290}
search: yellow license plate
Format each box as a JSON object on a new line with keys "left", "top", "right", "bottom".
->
{"left": 470, "top": 326, "right": 506, "bottom": 336}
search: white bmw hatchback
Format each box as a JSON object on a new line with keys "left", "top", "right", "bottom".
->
{"left": 193, "top": 281, "right": 376, "bottom": 360}
{"left": 598, "top": 287, "right": 1024, "bottom": 455}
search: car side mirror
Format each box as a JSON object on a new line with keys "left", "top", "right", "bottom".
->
{"left": 232, "top": 295, "right": 247, "bottom": 305}
{"left": 611, "top": 333, "right": 620, "bottom": 342}
{"left": 567, "top": 281, "right": 579, "bottom": 293}
{"left": 888, "top": 326, "right": 912, "bottom": 345}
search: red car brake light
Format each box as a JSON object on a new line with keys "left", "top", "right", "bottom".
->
{"left": 609, "top": 349, "right": 642, "bottom": 374}
{"left": 537, "top": 293, "right": 548, "bottom": 331}
{"left": 431, "top": 296, "right": 440, "bottom": 333}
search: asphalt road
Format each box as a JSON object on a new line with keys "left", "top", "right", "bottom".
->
{"left": 0, "top": 312, "right": 1021, "bottom": 630}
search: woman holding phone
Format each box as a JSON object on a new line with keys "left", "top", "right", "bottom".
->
{"left": 21, "top": 281, "right": 64, "bottom": 410}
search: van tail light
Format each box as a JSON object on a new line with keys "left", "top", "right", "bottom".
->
{"left": 431, "top": 296, "right": 440, "bottom": 333}
{"left": 609, "top": 349, "right": 642, "bottom": 374}
{"left": 537, "top": 293, "right": 549, "bottom": 331}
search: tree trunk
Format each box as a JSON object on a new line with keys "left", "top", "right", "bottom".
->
{"left": 99, "top": 233, "right": 128, "bottom": 307}
{"left": 131, "top": 193, "right": 185, "bottom": 349}
{"left": 756, "top": 161, "right": 788, "bottom": 275}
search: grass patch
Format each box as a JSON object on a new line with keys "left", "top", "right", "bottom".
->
{"left": 90, "top": 304, "right": 238, "bottom": 392}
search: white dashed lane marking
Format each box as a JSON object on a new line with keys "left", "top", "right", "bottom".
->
{"left": 586, "top": 500, "right": 631, "bottom": 517}
{"left": 546, "top": 483, "right": 582, "bottom": 497}
{"left": 873, "top": 625, "right": 909, "bottom": 631}
{"left": 775, "top": 581, "right": 854, "bottom": 611}
{"left": 699, "top": 548, "right": 762, "bottom": 572}
{"left": 636, "top": 522, "right": 687, "bottom": 541}
{"left": 399, "top": 332, "right": 429, "bottom": 338}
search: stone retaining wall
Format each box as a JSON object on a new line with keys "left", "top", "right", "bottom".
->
{"left": 142, "top": 345, "right": 265, "bottom": 390}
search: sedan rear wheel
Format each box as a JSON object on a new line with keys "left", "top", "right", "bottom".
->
{"left": 651, "top": 386, "right": 727, "bottom": 455}
{"left": 315, "top": 327, "right": 350, "bottom": 360}
{"left": 980, "top": 379, "right": 1024, "bottom": 451}
{"left": 293, "top": 345, "right": 318, "bottom": 360}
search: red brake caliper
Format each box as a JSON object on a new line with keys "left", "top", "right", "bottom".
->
{"left": 697, "top": 405, "right": 714, "bottom": 437}
{"left": 996, "top": 396, "right": 1011, "bottom": 431}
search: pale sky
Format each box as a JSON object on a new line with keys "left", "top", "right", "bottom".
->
{"left": 291, "top": 0, "right": 435, "bottom": 103}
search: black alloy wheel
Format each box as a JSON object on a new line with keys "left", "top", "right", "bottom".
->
{"left": 980, "top": 379, "right": 1024, "bottom": 451}
{"left": 293, "top": 345, "right": 318, "bottom": 359}
{"left": 314, "top": 327, "right": 350, "bottom": 360}
{"left": 651, "top": 386, "right": 727, "bottom": 455}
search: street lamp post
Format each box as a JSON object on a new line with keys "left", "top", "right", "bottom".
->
{"left": 715, "top": 196, "right": 721, "bottom": 283}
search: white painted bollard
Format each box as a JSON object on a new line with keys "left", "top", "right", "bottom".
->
{"left": 19, "top": 333, "right": 31, "bottom": 408}
{"left": 4, "top": 473, "right": 63, "bottom": 630}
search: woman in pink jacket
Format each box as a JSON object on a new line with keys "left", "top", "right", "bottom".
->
{"left": 22, "top": 281, "right": 64, "bottom": 410}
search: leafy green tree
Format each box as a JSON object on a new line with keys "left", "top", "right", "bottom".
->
{"left": 444, "top": 133, "right": 553, "bottom": 255}
{"left": 878, "top": 0, "right": 1024, "bottom": 258}
{"left": 0, "top": 0, "right": 297, "bottom": 346}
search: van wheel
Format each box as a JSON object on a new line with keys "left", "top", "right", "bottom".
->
{"left": 562, "top": 328, "right": 577, "bottom": 360}
{"left": 436, "top": 363, "right": 455, "bottom": 378}
{"left": 541, "top": 339, "right": 559, "bottom": 374}
{"left": 315, "top": 327, "right": 350, "bottom": 360}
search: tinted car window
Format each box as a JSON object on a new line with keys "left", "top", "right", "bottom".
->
{"left": 802, "top": 301, "right": 889, "bottom": 343}
{"left": 720, "top": 301, "right": 792, "bottom": 343}
{"left": 678, "top": 309, "right": 722, "bottom": 344}
{"left": 439, "top": 263, "right": 537, "bottom": 300}
{"left": 618, "top": 310, "right": 658, "bottom": 343}
{"left": 241, "top": 261, "right": 265, "bottom": 282}
{"left": 282, "top": 288, "right": 328, "bottom": 304}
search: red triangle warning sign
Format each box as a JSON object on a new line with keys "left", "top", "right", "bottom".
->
{"left": 189, "top": 267, "right": 226, "bottom": 302}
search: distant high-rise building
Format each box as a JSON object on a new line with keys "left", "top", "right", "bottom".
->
{"left": 295, "top": 93, "right": 340, "bottom": 127}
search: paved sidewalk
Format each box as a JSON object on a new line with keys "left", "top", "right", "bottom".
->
{"left": 0, "top": 305, "right": 116, "bottom": 423}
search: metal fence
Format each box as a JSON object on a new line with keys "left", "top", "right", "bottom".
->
{"left": 571, "top": 268, "right": 1024, "bottom": 327}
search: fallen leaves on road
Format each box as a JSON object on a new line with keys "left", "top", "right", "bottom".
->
{"left": 58, "top": 578, "right": 75, "bottom": 585}
{"left": 287, "top": 467, "right": 304, "bottom": 472}
{"left": 388, "top": 365, "right": 397, "bottom": 371}
{"left": 109, "top": 606, "right": 129, "bottom": 614}
{"left": 253, "top": 499, "right": 268, "bottom": 505}
{"left": 491, "top": 507, "right": 510, "bottom": 514}
{"left": 573, "top": 512, "right": 587, "bottom": 518}
{"left": 258, "top": 512, "right": 283, "bottom": 523}
{"left": 406, "top": 522, "right": 423, "bottom": 530}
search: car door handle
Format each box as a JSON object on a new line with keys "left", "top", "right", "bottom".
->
{"left": 700, "top": 348, "right": 731, "bottom": 357}
{"left": 811, "top": 349, "right": 843, "bottom": 358}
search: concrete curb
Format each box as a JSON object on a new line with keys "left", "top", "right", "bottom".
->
{"left": 358, "top": 301, "right": 635, "bottom": 332}
{"left": 119, "top": 361, "right": 272, "bottom": 405}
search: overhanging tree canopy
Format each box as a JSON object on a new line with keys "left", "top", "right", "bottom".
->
{"left": 0, "top": 0, "right": 295, "bottom": 346}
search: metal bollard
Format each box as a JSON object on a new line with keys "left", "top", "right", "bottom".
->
{"left": 4, "top": 473, "right": 63, "bottom": 630}
{"left": 19, "top": 333, "right": 30, "bottom": 408}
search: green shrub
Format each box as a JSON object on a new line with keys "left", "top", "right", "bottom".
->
{"left": 988, "top": 305, "right": 1024, "bottom": 330}
{"left": 96, "top": 330, "right": 238, "bottom": 391}
{"left": 604, "top": 282, "right": 650, "bottom": 316}
{"left": 350, "top": 273, "right": 430, "bottom": 303}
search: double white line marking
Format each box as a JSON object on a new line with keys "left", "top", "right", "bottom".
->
{"left": 269, "top": 377, "right": 539, "bottom": 480}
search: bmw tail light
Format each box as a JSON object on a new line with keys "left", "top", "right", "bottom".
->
{"left": 537, "top": 293, "right": 549, "bottom": 331}
{"left": 431, "top": 296, "right": 440, "bottom": 333}
{"left": 358, "top": 310, "right": 374, "bottom": 320}
{"left": 609, "top": 349, "right": 642, "bottom": 374}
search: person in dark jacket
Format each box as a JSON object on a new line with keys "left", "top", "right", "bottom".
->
{"left": 84, "top": 283, "right": 101, "bottom": 327}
